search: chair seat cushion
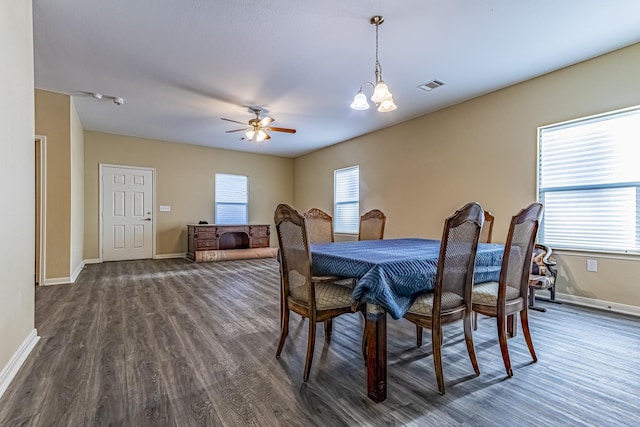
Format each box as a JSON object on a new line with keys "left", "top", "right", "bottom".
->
{"left": 312, "top": 275, "right": 342, "bottom": 282}
{"left": 313, "top": 275, "right": 355, "bottom": 288}
{"left": 529, "top": 274, "right": 554, "bottom": 289}
{"left": 472, "top": 281, "right": 520, "bottom": 305}
{"left": 406, "top": 291, "right": 464, "bottom": 316}
{"left": 290, "top": 281, "right": 354, "bottom": 310}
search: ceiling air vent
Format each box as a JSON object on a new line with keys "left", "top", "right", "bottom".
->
{"left": 418, "top": 79, "right": 445, "bottom": 92}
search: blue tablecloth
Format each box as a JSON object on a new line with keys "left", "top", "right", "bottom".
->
{"left": 311, "top": 238, "right": 503, "bottom": 319}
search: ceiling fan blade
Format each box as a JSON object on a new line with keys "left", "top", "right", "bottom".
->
{"left": 225, "top": 128, "right": 247, "bottom": 133}
{"left": 258, "top": 116, "right": 274, "bottom": 127}
{"left": 267, "top": 126, "right": 297, "bottom": 134}
{"left": 221, "top": 118, "right": 247, "bottom": 125}
{"left": 264, "top": 133, "right": 271, "bottom": 140}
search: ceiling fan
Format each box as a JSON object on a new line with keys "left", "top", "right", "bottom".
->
{"left": 221, "top": 108, "right": 297, "bottom": 142}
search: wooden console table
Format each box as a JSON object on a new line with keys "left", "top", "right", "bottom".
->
{"left": 186, "top": 224, "right": 271, "bottom": 262}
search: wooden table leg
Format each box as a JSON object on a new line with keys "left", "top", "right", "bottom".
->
{"left": 365, "top": 304, "right": 387, "bottom": 402}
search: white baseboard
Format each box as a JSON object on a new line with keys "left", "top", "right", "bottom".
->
{"left": 71, "top": 261, "right": 86, "bottom": 283}
{"left": 0, "top": 329, "right": 40, "bottom": 399}
{"left": 154, "top": 253, "right": 186, "bottom": 259}
{"left": 42, "top": 261, "right": 91, "bottom": 286}
{"left": 43, "top": 276, "right": 72, "bottom": 286}
{"left": 83, "top": 255, "right": 185, "bottom": 264}
{"left": 556, "top": 292, "right": 640, "bottom": 317}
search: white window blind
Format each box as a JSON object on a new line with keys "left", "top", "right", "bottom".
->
{"left": 334, "top": 166, "right": 359, "bottom": 234}
{"left": 538, "top": 106, "right": 640, "bottom": 253}
{"left": 215, "top": 173, "right": 248, "bottom": 224}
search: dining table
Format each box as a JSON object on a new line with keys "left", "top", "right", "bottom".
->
{"left": 310, "top": 238, "right": 504, "bottom": 402}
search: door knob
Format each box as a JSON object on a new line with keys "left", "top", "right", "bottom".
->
{"left": 143, "top": 218, "right": 152, "bottom": 221}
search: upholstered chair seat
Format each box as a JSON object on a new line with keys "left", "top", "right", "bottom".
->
{"left": 407, "top": 292, "right": 465, "bottom": 316}
{"left": 472, "top": 282, "right": 521, "bottom": 306}
{"left": 290, "top": 281, "right": 354, "bottom": 310}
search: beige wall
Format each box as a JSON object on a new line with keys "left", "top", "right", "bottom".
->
{"left": 0, "top": 0, "right": 36, "bottom": 376}
{"left": 35, "top": 89, "right": 72, "bottom": 280}
{"left": 70, "top": 99, "right": 84, "bottom": 275}
{"left": 294, "top": 43, "right": 640, "bottom": 309}
{"left": 84, "top": 132, "right": 294, "bottom": 259}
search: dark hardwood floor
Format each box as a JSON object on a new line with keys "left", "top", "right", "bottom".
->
{"left": 1, "top": 258, "right": 639, "bottom": 426}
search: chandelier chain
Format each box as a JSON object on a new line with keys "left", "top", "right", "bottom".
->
{"left": 374, "top": 20, "right": 382, "bottom": 83}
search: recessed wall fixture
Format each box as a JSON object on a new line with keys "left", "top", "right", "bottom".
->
{"left": 350, "top": 15, "right": 397, "bottom": 113}
{"left": 90, "top": 92, "right": 125, "bottom": 106}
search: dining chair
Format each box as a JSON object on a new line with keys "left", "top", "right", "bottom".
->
{"left": 403, "top": 202, "right": 484, "bottom": 394}
{"left": 302, "top": 207, "right": 355, "bottom": 286}
{"left": 358, "top": 209, "right": 386, "bottom": 241}
{"left": 303, "top": 208, "right": 334, "bottom": 243}
{"left": 274, "top": 204, "right": 355, "bottom": 382}
{"left": 471, "top": 202, "right": 543, "bottom": 377}
{"left": 479, "top": 210, "right": 494, "bottom": 243}
{"left": 473, "top": 210, "right": 494, "bottom": 327}
{"left": 355, "top": 208, "right": 386, "bottom": 356}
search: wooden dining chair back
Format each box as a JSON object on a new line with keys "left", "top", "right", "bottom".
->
{"left": 472, "top": 202, "right": 543, "bottom": 377}
{"left": 403, "top": 202, "right": 484, "bottom": 394}
{"left": 274, "top": 204, "right": 354, "bottom": 381}
{"left": 303, "top": 208, "right": 334, "bottom": 243}
{"left": 479, "top": 211, "right": 494, "bottom": 243}
{"left": 358, "top": 209, "right": 386, "bottom": 241}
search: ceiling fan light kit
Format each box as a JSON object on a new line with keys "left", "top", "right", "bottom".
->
{"left": 221, "top": 108, "right": 296, "bottom": 142}
{"left": 250, "top": 129, "right": 269, "bottom": 142}
{"left": 351, "top": 15, "right": 397, "bottom": 113}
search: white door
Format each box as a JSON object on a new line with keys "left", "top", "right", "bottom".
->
{"left": 102, "top": 165, "right": 154, "bottom": 261}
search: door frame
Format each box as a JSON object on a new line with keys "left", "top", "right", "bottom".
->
{"left": 36, "top": 135, "right": 47, "bottom": 286}
{"left": 99, "top": 163, "right": 156, "bottom": 262}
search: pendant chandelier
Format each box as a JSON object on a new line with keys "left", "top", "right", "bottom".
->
{"left": 350, "top": 16, "right": 397, "bottom": 113}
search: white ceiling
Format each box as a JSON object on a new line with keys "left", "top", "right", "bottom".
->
{"left": 33, "top": 0, "right": 640, "bottom": 158}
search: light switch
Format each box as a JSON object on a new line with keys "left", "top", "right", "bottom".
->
{"left": 586, "top": 259, "right": 597, "bottom": 272}
{"left": 159, "top": 205, "right": 171, "bottom": 212}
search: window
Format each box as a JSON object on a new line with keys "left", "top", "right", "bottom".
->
{"left": 334, "top": 166, "right": 359, "bottom": 234}
{"left": 538, "top": 106, "right": 640, "bottom": 253}
{"left": 215, "top": 173, "right": 248, "bottom": 224}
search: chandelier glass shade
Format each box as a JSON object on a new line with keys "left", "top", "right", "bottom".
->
{"left": 350, "top": 91, "right": 370, "bottom": 110}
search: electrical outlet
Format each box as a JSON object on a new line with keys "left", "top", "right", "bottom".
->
{"left": 586, "top": 259, "right": 597, "bottom": 272}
